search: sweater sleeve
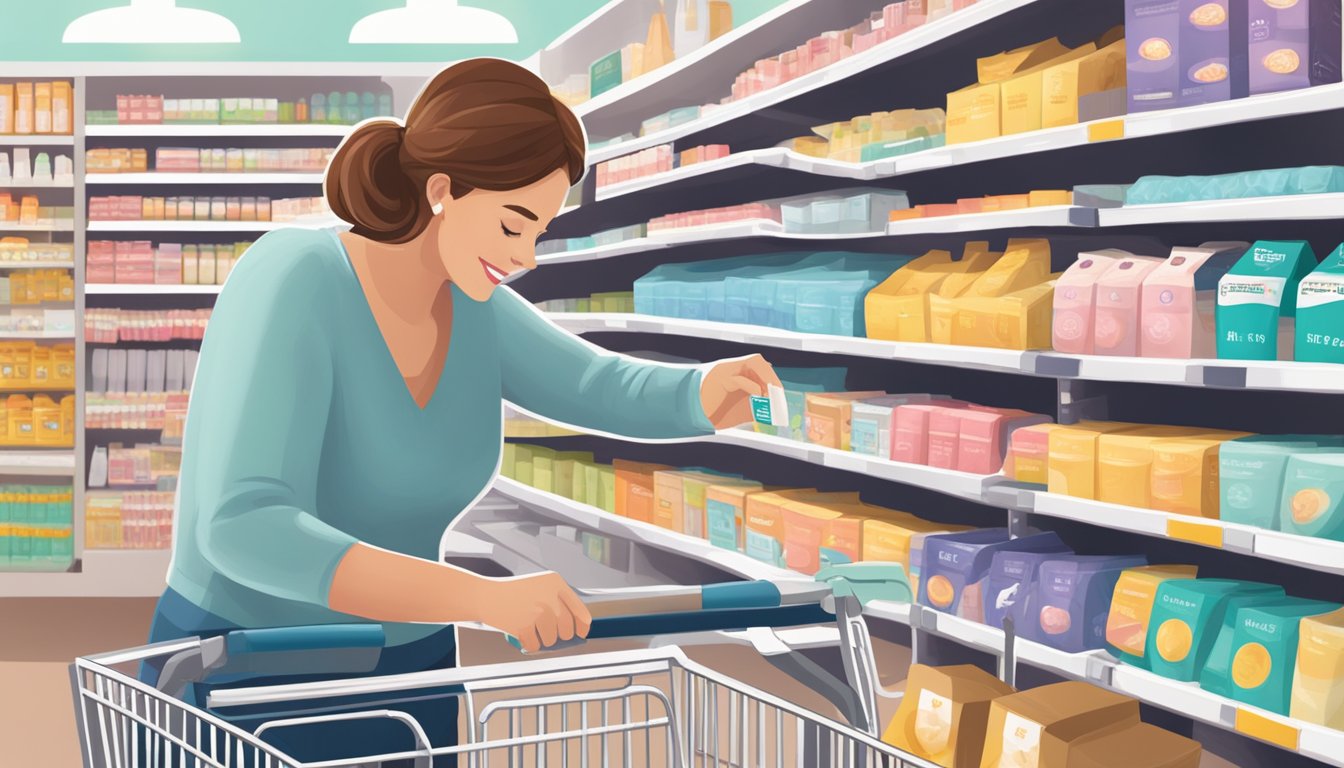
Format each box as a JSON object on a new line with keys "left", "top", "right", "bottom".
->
{"left": 187, "top": 231, "right": 356, "bottom": 608}
{"left": 493, "top": 287, "right": 715, "bottom": 438}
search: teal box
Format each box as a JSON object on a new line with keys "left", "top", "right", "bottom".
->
{"left": 1216, "top": 241, "right": 1317, "bottom": 361}
{"left": 773, "top": 366, "right": 847, "bottom": 442}
{"left": 1221, "top": 435, "right": 1344, "bottom": 529}
{"left": 1146, "top": 579, "right": 1284, "bottom": 682}
{"left": 1296, "top": 244, "right": 1344, "bottom": 363}
{"left": 589, "top": 51, "right": 624, "bottom": 97}
{"left": 1279, "top": 452, "right": 1344, "bottom": 540}
{"left": 1221, "top": 599, "right": 1340, "bottom": 715}
{"left": 706, "top": 498, "right": 741, "bottom": 552}
{"left": 745, "top": 525, "right": 784, "bottom": 567}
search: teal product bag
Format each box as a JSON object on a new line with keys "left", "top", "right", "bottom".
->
{"left": 1296, "top": 243, "right": 1344, "bottom": 363}
{"left": 1220, "top": 435, "right": 1344, "bottom": 529}
{"left": 1216, "top": 241, "right": 1317, "bottom": 360}
{"left": 1280, "top": 451, "right": 1344, "bottom": 540}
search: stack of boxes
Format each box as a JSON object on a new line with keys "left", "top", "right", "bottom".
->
{"left": 0, "top": 82, "right": 74, "bottom": 135}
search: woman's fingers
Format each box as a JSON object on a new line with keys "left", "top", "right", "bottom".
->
{"left": 744, "top": 353, "right": 783, "bottom": 390}
{"left": 554, "top": 595, "right": 577, "bottom": 642}
{"left": 517, "top": 628, "right": 542, "bottom": 653}
{"left": 723, "top": 374, "right": 764, "bottom": 397}
{"left": 534, "top": 603, "right": 558, "bottom": 648}
{"left": 557, "top": 587, "right": 593, "bottom": 638}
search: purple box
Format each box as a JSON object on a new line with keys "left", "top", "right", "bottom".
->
{"left": 1248, "top": 0, "right": 1342, "bottom": 95}
{"left": 1179, "top": 0, "right": 1250, "bottom": 105}
{"left": 1029, "top": 555, "right": 1148, "bottom": 652}
{"left": 918, "top": 530, "right": 1069, "bottom": 624}
{"left": 985, "top": 547, "right": 1075, "bottom": 635}
{"left": 1128, "top": 0, "right": 1183, "bottom": 111}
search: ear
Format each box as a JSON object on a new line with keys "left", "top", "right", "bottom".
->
{"left": 425, "top": 172, "right": 453, "bottom": 211}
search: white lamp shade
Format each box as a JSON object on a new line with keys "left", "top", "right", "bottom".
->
{"left": 349, "top": 0, "right": 519, "bottom": 44}
{"left": 63, "top": 0, "right": 241, "bottom": 44}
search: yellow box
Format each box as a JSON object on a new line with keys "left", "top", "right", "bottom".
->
{"left": 977, "top": 37, "right": 1072, "bottom": 83}
{"left": 946, "top": 82, "right": 1002, "bottom": 145}
{"left": 1047, "top": 421, "right": 1143, "bottom": 499}
{"left": 33, "top": 82, "right": 52, "bottom": 134}
{"left": 1291, "top": 608, "right": 1344, "bottom": 730}
{"left": 52, "top": 82, "right": 72, "bottom": 135}
{"left": 1028, "top": 190, "right": 1073, "bottom": 207}
{"left": 14, "top": 83, "right": 33, "bottom": 135}
{"left": 1149, "top": 433, "right": 1252, "bottom": 518}
{"left": 805, "top": 391, "right": 885, "bottom": 451}
{"left": 1096, "top": 427, "right": 1234, "bottom": 508}
{"left": 653, "top": 470, "right": 724, "bottom": 533}
{"left": 1042, "top": 39, "right": 1126, "bottom": 129}
{"left": 946, "top": 276, "right": 1059, "bottom": 350}
{"left": 1001, "top": 44, "right": 1097, "bottom": 136}
{"left": 1006, "top": 422, "right": 1065, "bottom": 484}
{"left": 864, "top": 249, "right": 956, "bottom": 342}
{"left": 0, "top": 84, "right": 13, "bottom": 135}
{"left": 963, "top": 238, "right": 1051, "bottom": 299}
{"left": 928, "top": 245, "right": 1005, "bottom": 344}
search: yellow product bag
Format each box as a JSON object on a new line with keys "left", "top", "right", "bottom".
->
{"left": 883, "top": 664, "right": 1014, "bottom": 767}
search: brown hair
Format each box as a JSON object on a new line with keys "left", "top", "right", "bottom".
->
{"left": 326, "top": 58, "right": 586, "bottom": 244}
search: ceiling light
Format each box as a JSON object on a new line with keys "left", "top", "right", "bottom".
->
{"left": 63, "top": 0, "right": 241, "bottom": 44}
{"left": 349, "top": 0, "right": 518, "bottom": 44}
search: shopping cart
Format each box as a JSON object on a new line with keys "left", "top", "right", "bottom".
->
{"left": 71, "top": 570, "right": 937, "bottom": 768}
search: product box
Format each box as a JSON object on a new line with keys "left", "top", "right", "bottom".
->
{"left": 1150, "top": 432, "right": 1252, "bottom": 518}
{"left": 744, "top": 489, "right": 857, "bottom": 567}
{"left": 1052, "top": 250, "right": 1130, "bottom": 354}
{"left": 1093, "top": 255, "right": 1165, "bottom": 356}
{"left": 863, "top": 515, "right": 971, "bottom": 597}
{"left": 882, "top": 663, "right": 1015, "bottom": 767}
{"left": 553, "top": 451, "right": 595, "bottom": 502}
{"left": 945, "top": 278, "right": 1059, "bottom": 351}
{"left": 1217, "top": 240, "right": 1317, "bottom": 361}
{"left": 704, "top": 482, "right": 766, "bottom": 552}
{"left": 0, "top": 84, "right": 13, "bottom": 134}
{"left": 1279, "top": 451, "right": 1344, "bottom": 540}
{"left": 1005, "top": 423, "right": 1064, "bottom": 484}
{"left": 1096, "top": 426, "right": 1217, "bottom": 508}
{"left": 1178, "top": 0, "right": 1250, "bottom": 106}
{"left": 864, "top": 249, "right": 957, "bottom": 342}
{"left": 978, "top": 38, "right": 1074, "bottom": 83}
{"left": 683, "top": 474, "right": 756, "bottom": 539}
{"left": 984, "top": 547, "right": 1073, "bottom": 635}
{"left": 1043, "top": 38, "right": 1128, "bottom": 127}
{"left": 1061, "top": 723, "right": 1203, "bottom": 768}
{"left": 919, "top": 529, "right": 1068, "bottom": 622}
{"left": 978, "top": 681, "right": 1140, "bottom": 768}
{"left": 1296, "top": 243, "right": 1344, "bottom": 363}
{"left": 927, "top": 405, "right": 969, "bottom": 470}
{"left": 1248, "top": 0, "right": 1342, "bottom": 96}
{"left": 1106, "top": 564, "right": 1200, "bottom": 668}
{"left": 1031, "top": 554, "right": 1149, "bottom": 651}
{"left": 590, "top": 50, "right": 625, "bottom": 97}
{"left": 653, "top": 470, "right": 720, "bottom": 533}
{"left": 1047, "top": 421, "right": 1143, "bottom": 499}
{"left": 950, "top": 37, "right": 1073, "bottom": 145}
{"left": 1220, "top": 435, "right": 1344, "bottom": 528}
{"left": 1127, "top": 0, "right": 1182, "bottom": 111}
{"left": 1001, "top": 43, "right": 1098, "bottom": 136}
{"left": 957, "top": 408, "right": 1052, "bottom": 474}
{"left": 33, "top": 83, "right": 51, "bottom": 134}
{"left": 1291, "top": 607, "right": 1344, "bottom": 729}
{"left": 805, "top": 390, "right": 887, "bottom": 450}
{"left": 782, "top": 498, "right": 887, "bottom": 573}
{"left": 1147, "top": 579, "right": 1285, "bottom": 682}
{"left": 928, "top": 240, "right": 1050, "bottom": 345}
{"left": 852, "top": 394, "right": 940, "bottom": 458}
{"left": 613, "top": 459, "right": 674, "bottom": 524}
{"left": 1140, "top": 242, "right": 1247, "bottom": 358}
{"left": 962, "top": 239, "right": 1052, "bottom": 300}
{"left": 1226, "top": 598, "right": 1340, "bottom": 714}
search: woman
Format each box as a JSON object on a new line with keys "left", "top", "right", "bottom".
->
{"left": 143, "top": 58, "right": 781, "bottom": 764}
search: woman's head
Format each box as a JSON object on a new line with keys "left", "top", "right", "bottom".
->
{"left": 326, "top": 58, "right": 585, "bottom": 301}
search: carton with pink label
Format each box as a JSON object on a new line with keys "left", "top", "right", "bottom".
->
{"left": 1093, "top": 254, "right": 1165, "bottom": 356}
{"left": 1140, "top": 241, "right": 1248, "bottom": 358}
{"left": 892, "top": 400, "right": 968, "bottom": 465}
{"left": 1052, "top": 249, "right": 1133, "bottom": 354}
{"left": 957, "top": 407, "right": 1053, "bottom": 474}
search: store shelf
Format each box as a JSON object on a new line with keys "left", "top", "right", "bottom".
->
{"left": 492, "top": 476, "right": 810, "bottom": 586}
{"left": 0, "top": 180, "right": 75, "bottom": 189}
{"left": 593, "top": 148, "right": 860, "bottom": 201}
{"left": 85, "top": 124, "right": 352, "bottom": 138}
{"left": 586, "top": 0, "right": 1043, "bottom": 164}
{"left": 537, "top": 237, "right": 669, "bottom": 266}
{"left": 0, "top": 331, "right": 75, "bottom": 340}
{"left": 86, "top": 218, "right": 340, "bottom": 232}
{"left": 0, "top": 549, "right": 169, "bottom": 598}
{"left": 0, "top": 450, "right": 76, "bottom": 476}
{"left": 85, "top": 284, "right": 223, "bottom": 295}
{"left": 1097, "top": 193, "right": 1344, "bottom": 227}
{"left": 0, "top": 221, "right": 75, "bottom": 232}
{"left": 86, "top": 173, "right": 326, "bottom": 185}
{"left": 886, "top": 205, "right": 1097, "bottom": 235}
{"left": 0, "top": 135, "right": 74, "bottom": 146}
{"left": 0, "top": 261, "right": 75, "bottom": 270}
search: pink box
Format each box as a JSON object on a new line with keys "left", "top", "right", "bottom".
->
{"left": 893, "top": 400, "right": 968, "bottom": 465}
{"left": 1052, "top": 250, "right": 1129, "bottom": 355}
{"left": 957, "top": 408, "right": 1052, "bottom": 474}
{"left": 1139, "top": 243, "right": 1243, "bottom": 359}
{"left": 927, "top": 406, "right": 969, "bottom": 469}
{"left": 1093, "top": 255, "right": 1164, "bottom": 357}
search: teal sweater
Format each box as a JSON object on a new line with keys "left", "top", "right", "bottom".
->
{"left": 169, "top": 228, "right": 714, "bottom": 644}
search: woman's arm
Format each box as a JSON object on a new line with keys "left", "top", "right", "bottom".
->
{"left": 493, "top": 287, "right": 779, "bottom": 436}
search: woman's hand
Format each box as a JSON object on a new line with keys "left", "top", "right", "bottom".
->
{"left": 699, "top": 353, "right": 784, "bottom": 430}
{"left": 479, "top": 571, "right": 593, "bottom": 652}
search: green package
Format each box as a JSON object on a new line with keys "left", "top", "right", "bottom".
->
{"left": 1296, "top": 243, "right": 1344, "bottom": 363}
{"left": 1146, "top": 579, "right": 1283, "bottom": 682}
{"left": 589, "top": 50, "right": 623, "bottom": 97}
{"left": 1217, "top": 241, "right": 1316, "bottom": 361}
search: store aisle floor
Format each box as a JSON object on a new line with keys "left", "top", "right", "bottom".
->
{"left": 0, "top": 598, "right": 157, "bottom": 767}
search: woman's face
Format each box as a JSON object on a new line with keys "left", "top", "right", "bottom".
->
{"left": 428, "top": 169, "right": 570, "bottom": 302}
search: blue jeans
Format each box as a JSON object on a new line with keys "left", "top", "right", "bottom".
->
{"left": 141, "top": 588, "right": 460, "bottom": 767}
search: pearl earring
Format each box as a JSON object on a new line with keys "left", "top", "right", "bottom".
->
{"left": 430, "top": 203, "right": 444, "bottom": 215}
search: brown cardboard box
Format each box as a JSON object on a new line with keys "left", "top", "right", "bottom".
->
{"left": 883, "top": 664, "right": 1014, "bottom": 767}
{"left": 1064, "top": 722, "right": 1203, "bottom": 768}
{"left": 978, "top": 681, "right": 1140, "bottom": 767}
{"left": 14, "top": 83, "right": 34, "bottom": 134}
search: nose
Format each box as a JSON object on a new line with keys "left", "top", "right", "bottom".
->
{"left": 512, "top": 250, "right": 536, "bottom": 271}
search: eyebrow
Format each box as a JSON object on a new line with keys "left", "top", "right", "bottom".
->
{"left": 503, "top": 204, "right": 539, "bottom": 221}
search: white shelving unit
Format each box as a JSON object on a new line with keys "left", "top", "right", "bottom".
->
{"left": 0, "top": 221, "right": 75, "bottom": 232}
{"left": 885, "top": 204, "right": 1098, "bottom": 235}
{"left": 0, "top": 261, "right": 76, "bottom": 270}
{"left": 1097, "top": 193, "right": 1344, "bottom": 227}
{"left": 86, "top": 173, "right": 326, "bottom": 185}
{"left": 85, "top": 124, "right": 352, "bottom": 138}
{"left": 85, "top": 284, "right": 223, "bottom": 295}
{"left": 0, "top": 450, "right": 76, "bottom": 476}
{"left": 0, "top": 549, "right": 168, "bottom": 598}
{"left": 0, "top": 135, "right": 75, "bottom": 146}
{"left": 87, "top": 219, "right": 340, "bottom": 232}
{"left": 0, "top": 331, "right": 76, "bottom": 341}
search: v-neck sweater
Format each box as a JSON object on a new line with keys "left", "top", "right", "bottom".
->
{"left": 168, "top": 227, "right": 715, "bottom": 644}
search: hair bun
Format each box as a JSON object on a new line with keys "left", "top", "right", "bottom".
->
{"left": 326, "top": 120, "right": 426, "bottom": 243}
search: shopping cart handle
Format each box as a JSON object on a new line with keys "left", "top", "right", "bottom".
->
{"left": 699, "top": 580, "right": 781, "bottom": 610}
{"left": 224, "top": 624, "right": 386, "bottom": 655}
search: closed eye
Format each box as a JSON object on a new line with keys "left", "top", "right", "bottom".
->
{"left": 501, "top": 222, "right": 521, "bottom": 238}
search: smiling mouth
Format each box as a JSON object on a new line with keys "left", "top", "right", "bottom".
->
{"left": 480, "top": 259, "right": 511, "bottom": 285}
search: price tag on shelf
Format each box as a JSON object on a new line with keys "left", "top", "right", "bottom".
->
{"left": 1234, "top": 708, "right": 1300, "bottom": 751}
{"left": 1166, "top": 518, "right": 1225, "bottom": 548}
{"left": 1087, "top": 120, "right": 1125, "bottom": 142}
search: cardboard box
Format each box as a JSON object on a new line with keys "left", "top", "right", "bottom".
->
{"left": 946, "top": 82, "right": 1002, "bottom": 144}
{"left": 1001, "top": 43, "right": 1097, "bottom": 135}
{"left": 1179, "top": 0, "right": 1249, "bottom": 105}
{"left": 1127, "top": 0, "right": 1181, "bottom": 111}
{"left": 978, "top": 37, "right": 1073, "bottom": 82}
{"left": 1063, "top": 723, "right": 1203, "bottom": 768}
{"left": 613, "top": 459, "right": 674, "bottom": 524}
{"left": 978, "top": 681, "right": 1139, "bottom": 767}
{"left": 882, "top": 664, "right": 1015, "bottom": 767}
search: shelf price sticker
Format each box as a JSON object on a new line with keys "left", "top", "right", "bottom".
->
{"left": 1166, "top": 518, "right": 1224, "bottom": 548}
{"left": 1088, "top": 120, "right": 1125, "bottom": 143}
{"left": 1234, "top": 708, "right": 1300, "bottom": 751}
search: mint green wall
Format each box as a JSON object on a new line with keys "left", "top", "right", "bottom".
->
{"left": 4, "top": 1, "right": 785, "bottom": 61}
